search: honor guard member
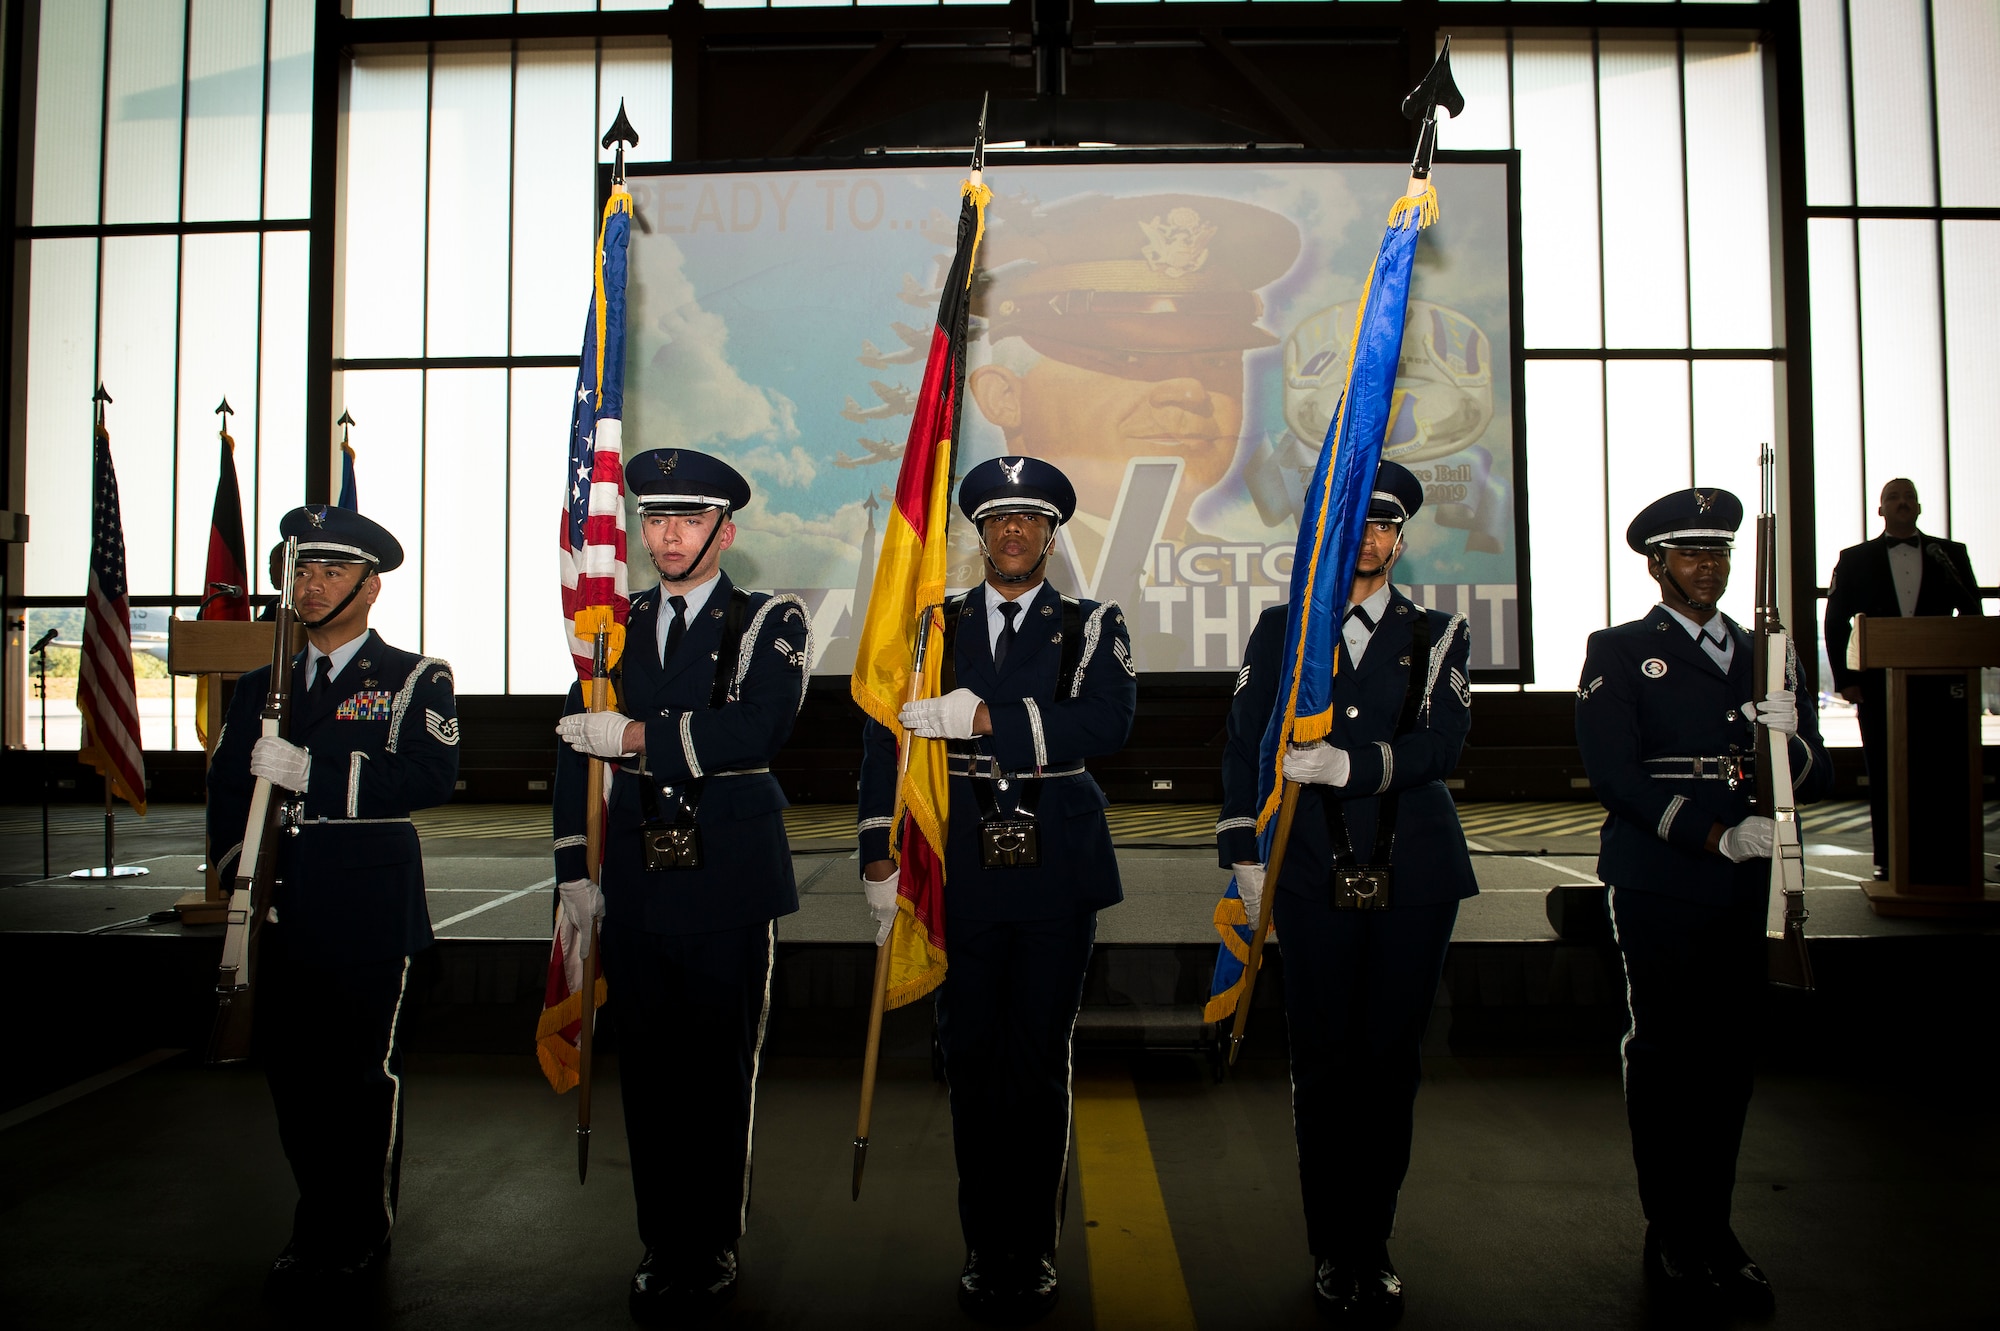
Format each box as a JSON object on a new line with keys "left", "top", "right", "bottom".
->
{"left": 1822, "top": 478, "right": 1984, "bottom": 877}
{"left": 857, "top": 456, "right": 1136, "bottom": 1323}
{"left": 205, "top": 506, "right": 459, "bottom": 1297}
{"left": 551, "top": 448, "right": 809, "bottom": 1323}
{"left": 1575, "top": 489, "right": 1831, "bottom": 1316}
{"left": 1218, "top": 461, "right": 1476, "bottom": 1328}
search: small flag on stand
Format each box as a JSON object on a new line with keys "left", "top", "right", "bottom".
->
{"left": 78, "top": 397, "right": 147, "bottom": 816}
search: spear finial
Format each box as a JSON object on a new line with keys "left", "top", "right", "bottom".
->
{"left": 602, "top": 100, "right": 640, "bottom": 189}
{"left": 970, "top": 92, "right": 990, "bottom": 182}
{"left": 1402, "top": 37, "right": 1465, "bottom": 179}
{"left": 336, "top": 409, "right": 356, "bottom": 446}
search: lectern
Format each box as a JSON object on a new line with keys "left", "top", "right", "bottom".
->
{"left": 167, "top": 620, "right": 299, "bottom": 923}
{"left": 1852, "top": 615, "right": 2000, "bottom": 916}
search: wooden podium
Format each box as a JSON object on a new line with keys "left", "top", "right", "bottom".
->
{"left": 167, "top": 620, "right": 298, "bottom": 923}
{"left": 1853, "top": 615, "right": 2000, "bottom": 916}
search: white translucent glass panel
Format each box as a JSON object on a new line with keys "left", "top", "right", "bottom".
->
{"left": 1807, "top": 221, "right": 1864, "bottom": 571}
{"left": 337, "top": 372, "right": 425, "bottom": 649}
{"left": 102, "top": 0, "right": 186, "bottom": 224}
{"left": 700, "top": 0, "right": 766, "bottom": 9}
{"left": 1512, "top": 40, "right": 1601, "bottom": 347}
{"left": 342, "top": 55, "right": 430, "bottom": 358}
{"left": 175, "top": 233, "right": 262, "bottom": 596}
{"left": 1942, "top": 223, "right": 2000, "bottom": 573}
{"left": 1442, "top": 38, "right": 1511, "bottom": 151}
{"left": 1691, "top": 360, "right": 1774, "bottom": 623}
{"left": 183, "top": 0, "right": 266, "bottom": 223}
{"left": 1856, "top": 221, "right": 1946, "bottom": 525}
{"left": 1849, "top": 0, "right": 1935, "bottom": 206}
{"left": 98, "top": 237, "right": 181, "bottom": 595}
{"left": 1684, "top": 42, "right": 1773, "bottom": 349}
{"left": 1799, "top": 0, "right": 1852, "bottom": 207}
{"left": 427, "top": 52, "right": 512, "bottom": 357}
{"left": 1934, "top": 0, "right": 2000, "bottom": 207}
{"left": 424, "top": 370, "right": 509, "bottom": 693}
{"left": 1597, "top": 41, "right": 1687, "bottom": 348}
{"left": 514, "top": 50, "right": 599, "bottom": 355}
{"left": 437, "top": 0, "right": 513, "bottom": 13}
{"left": 510, "top": 368, "right": 586, "bottom": 693}
{"left": 351, "top": 0, "right": 427, "bottom": 15}
{"left": 600, "top": 46, "right": 673, "bottom": 163}
{"left": 264, "top": 0, "right": 314, "bottom": 219}
{"left": 32, "top": 0, "right": 107, "bottom": 226}
{"left": 1605, "top": 361, "right": 1692, "bottom": 625}
{"left": 23, "top": 240, "right": 101, "bottom": 597}
{"left": 521, "top": 0, "right": 599, "bottom": 12}
{"left": 258, "top": 232, "right": 310, "bottom": 567}
{"left": 1523, "top": 361, "right": 1607, "bottom": 689}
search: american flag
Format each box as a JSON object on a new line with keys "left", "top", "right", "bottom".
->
{"left": 78, "top": 411, "right": 147, "bottom": 815}
{"left": 557, "top": 186, "right": 633, "bottom": 677}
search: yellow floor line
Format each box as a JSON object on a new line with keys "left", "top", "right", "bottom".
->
{"left": 1072, "top": 1070, "right": 1198, "bottom": 1331}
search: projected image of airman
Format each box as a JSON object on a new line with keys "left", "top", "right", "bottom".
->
{"left": 968, "top": 193, "right": 1302, "bottom": 569}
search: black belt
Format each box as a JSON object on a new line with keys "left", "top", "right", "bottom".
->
{"left": 1643, "top": 755, "right": 1755, "bottom": 786}
{"left": 947, "top": 757, "right": 1085, "bottom": 780}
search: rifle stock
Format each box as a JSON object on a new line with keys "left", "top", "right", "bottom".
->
{"left": 207, "top": 539, "right": 300, "bottom": 1063}
{"left": 1753, "top": 448, "right": 1814, "bottom": 991}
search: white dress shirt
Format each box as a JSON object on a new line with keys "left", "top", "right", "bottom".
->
{"left": 306, "top": 632, "right": 370, "bottom": 689}
{"left": 1661, "top": 603, "right": 1734, "bottom": 673}
{"left": 655, "top": 573, "right": 720, "bottom": 663}
{"left": 1886, "top": 538, "right": 1922, "bottom": 617}
{"left": 1342, "top": 584, "right": 1394, "bottom": 668}
{"left": 984, "top": 579, "right": 1044, "bottom": 656}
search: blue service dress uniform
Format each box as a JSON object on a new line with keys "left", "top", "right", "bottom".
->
{"left": 857, "top": 583, "right": 1137, "bottom": 1259}
{"left": 1219, "top": 591, "right": 1478, "bottom": 1259}
{"left": 206, "top": 630, "right": 460, "bottom": 1262}
{"left": 553, "top": 572, "right": 808, "bottom": 1257}
{"left": 1575, "top": 606, "right": 1831, "bottom": 1246}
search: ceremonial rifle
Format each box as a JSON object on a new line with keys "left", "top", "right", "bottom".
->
{"left": 1753, "top": 446, "right": 1814, "bottom": 991}
{"left": 207, "top": 537, "right": 299, "bottom": 1064}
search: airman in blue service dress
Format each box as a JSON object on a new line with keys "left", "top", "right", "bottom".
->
{"left": 205, "top": 506, "right": 459, "bottom": 1294}
{"left": 1576, "top": 488, "right": 1831, "bottom": 1316}
{"left": 1217, "top": 461, "right": 1476, "bottom": 1328}
{"left": 550, "top": 448, "right": 808, "bottom": 1323}
{"left": 857, "top": 456, "right": 1136, "bottom": 1323}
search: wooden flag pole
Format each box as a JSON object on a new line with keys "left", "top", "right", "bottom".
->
{"left": 577, "top": 627, "right": 609, "bottom": 1183}
{"left": 1227, "top": 780, "right": 1301, "bottom": 1067}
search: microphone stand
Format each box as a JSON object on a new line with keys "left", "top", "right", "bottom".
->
{"left": 30, "top": 629, "right": 55, "bottom": 878}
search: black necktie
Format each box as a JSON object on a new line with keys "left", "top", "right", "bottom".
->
{"left": 995, "top": 601, "right": 1021, "bottom": 669}
{"left": 1345, "top": 604, "right": 1376, "bottom": 632}
{"left": 662, "top": 595, "right": 688, "bottom": 665}
{"left": 310, "top": 656, "right": 331, "bottom": 702}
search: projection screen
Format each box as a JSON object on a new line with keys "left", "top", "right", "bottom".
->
{"left": 616, "top": 152, "right": 1528, "bottom": 679}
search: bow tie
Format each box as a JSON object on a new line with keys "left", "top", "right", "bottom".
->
{"left": 1886, "top": 536, "right": 1920, "bottom": 549}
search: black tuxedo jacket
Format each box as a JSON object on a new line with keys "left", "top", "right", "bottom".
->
{"left": 1824, "top": 532, "right": 1982, "bottom": 692}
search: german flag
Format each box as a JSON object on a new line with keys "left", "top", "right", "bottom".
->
{"left": 850, "top": 174, "right": 989, "bottom": 1008}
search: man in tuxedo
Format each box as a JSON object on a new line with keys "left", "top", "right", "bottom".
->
{"left": 1823, "top": 477, "right": 1984, "bottom": 876}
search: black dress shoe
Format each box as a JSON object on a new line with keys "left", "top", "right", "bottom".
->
{"left": 1643, "top": 1225, "right": 1721, "bottom": 1310}
{"left": 329, "top": 1236, "right": 392, "bottom": 1281}
{"left": 1013, "top": 1253, "right": 1060, "bottom": 1322}
{"left": 265, "top": 1241, "right": 315, "bottom": 1300}
{"left": 958, "top": 1252, "right": 1059, "bottom": 1325}
{"left": 1313, "top": 1257, "right": 1361, "bottom": 1321}
{"left": 1354, "top": 1246, "right": 1404, "bottom": 1327}
{"left": 1707, "top": 1234, "right": 1775, "bottom": 1317}
{"left": 629, "top": 1248, "right": 738, "bottom": 1324}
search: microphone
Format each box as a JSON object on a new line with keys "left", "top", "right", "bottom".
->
{"left": 198, "top": 581, "right": 246, "bottom": 617}
{"left": 1925, "top": 542, "right": 1976, "bottom": 605}
{"left": 30, "top": 628, "right": 57, "bottom": 653}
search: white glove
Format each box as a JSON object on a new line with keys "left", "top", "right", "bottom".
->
{"left": 1719, "top": 816, "right": 1776, "bottom": 862}
{"left": 863, "top": 870, "right": 900, "bottom": 946}
{"left": 557, "top": 710, "right": 635, "bottom": 758}
{"left": 1742, "top": 689, "right": 1798, "bottom": 736}
{"left": 1282, "top": 742, "right": 1351, "bottom": 788}
{"left": 899, "top": 687, "right": 983, "bottom": 740}
{"left": 557, "top": 878, "right": 604, "bottom": 944}
{"left": 1233, "top": 863, "right": 1266, "bottom": 930}
{"left": 250, "top": 736, "right": 311, "bottom": 791}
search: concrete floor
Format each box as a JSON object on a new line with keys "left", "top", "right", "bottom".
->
{"left": 1, "top": 1049, "right": 1993, "bottom": 1329}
